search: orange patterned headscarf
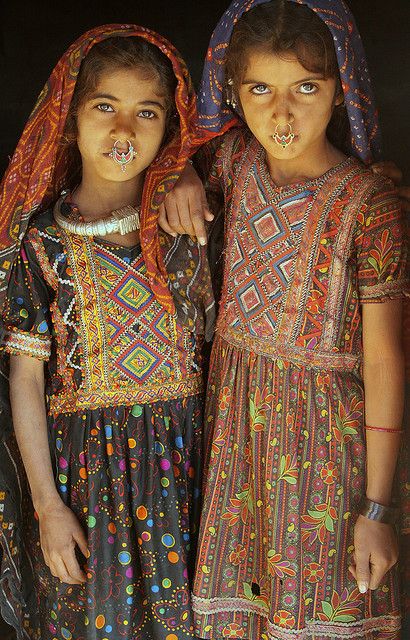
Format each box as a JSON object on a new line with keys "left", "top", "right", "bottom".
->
{"left": 0, "top": 23, "right": 216, "bottom": 316}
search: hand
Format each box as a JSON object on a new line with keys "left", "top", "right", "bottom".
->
{"left": 158, "top": 162, "right": 213, "bottom": 245}
{"left": 37, "top": 499, "right": 89, "bottom": 584}
{"left": 371, "top": 162, "right": 410, "bottom": 213}
{"left": 371, "top": 161, "right": 402, "bottom": 186}
{"left": 348, "top": 514, "right": 398, "bottom": 593}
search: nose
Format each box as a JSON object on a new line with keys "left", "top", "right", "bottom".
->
{"left": 271, "top": 92, "right": 294, "bottom": 126}
{"left": 110, "top": 113, "right": 135, "bottom": 145}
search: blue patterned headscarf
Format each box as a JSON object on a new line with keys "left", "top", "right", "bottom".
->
{"left": 197, "top": 0, "right": 381, "bottom": 163}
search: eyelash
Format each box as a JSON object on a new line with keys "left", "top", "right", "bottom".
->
{"left": 138, "top": 110, "right": 156, "bottom": 119}
{"left": 95, "top": 105, "right": 157, "bottom": 118}
{"left": 298, "top": 83, "right": 318, "bottom": 95}
{"left": 250, "top": 82, "right": 319, "bottom": 96}
{"left": 251, "top": 84, "right": 270, "bottom": 95}
{"left": 96, "top": 103, "right": 114, "bottom": 112}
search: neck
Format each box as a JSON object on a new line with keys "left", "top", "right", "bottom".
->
{"left": 73, "top": 172, "right": 144, "bottom": 220}
{"left": 266, "top": 139, "right": 346, "bottom": 187}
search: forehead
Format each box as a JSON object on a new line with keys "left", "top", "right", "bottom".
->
{"left": 243, "top": 49, "right": 316, "bottom": 81}
{"left": 93, "top": 65, "right": 166, "bottom": 99}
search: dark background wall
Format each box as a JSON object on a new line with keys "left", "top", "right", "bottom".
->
{"left": 0, "top": 0, "right": 409, "bottom": 180}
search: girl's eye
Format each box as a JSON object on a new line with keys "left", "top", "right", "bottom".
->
{"left": 138, "top": 110, "right": 156, "bottom": 119}
{"left": 251, "top": 84, "right": 270, "bottom": 95}
{"left": 96, "top": 103, "right": 114, "bottom": 112}
{"left": 298, "top": 83, "right": 318, "bottom": 95}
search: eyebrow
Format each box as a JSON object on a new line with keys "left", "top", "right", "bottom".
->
{"left": 241, "top": 75, "right": 325, "bottom": 85}
{"left": 88, "top": 93, "right": 166, "bottom": 109}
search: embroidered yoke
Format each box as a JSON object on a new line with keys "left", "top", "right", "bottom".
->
{"left": 3, "top": 211, "right": 202, "bottom": 415}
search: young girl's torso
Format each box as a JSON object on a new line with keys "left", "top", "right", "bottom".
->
{"left": 4, "top": 207, "right": 203, "bottom": 416}
{"left": 210, "top": 128, "right": 405, "bottom": 373}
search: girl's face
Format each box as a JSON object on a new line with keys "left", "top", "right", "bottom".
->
{"left": 76, "top": 66, "right": 168, "bottom": 186}
{"left": 238, "top": 49, "right": 343, "bottom": 165}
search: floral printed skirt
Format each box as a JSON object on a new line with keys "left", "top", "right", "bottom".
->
{"left": 25, "top": 395, "right": 203, "bottom": 640}
{"left": 192, "top": 335, "right": 401, "bottom": 640}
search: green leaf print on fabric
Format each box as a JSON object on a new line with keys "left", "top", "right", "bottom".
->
{"left": 333, "top": 397, "right": 363, "bottom": 444}
{"left": 367, "top": 229, "right": 394, "bottom": 278}
{"left": 222, "top": 483, "right": 254, "bottom": 526}
{"left": 278, "top": 453, "right": 298, "bottom": 485}
{"left": 249, "top": 385, "right": 274, "bottom": 434}
{"left": 318, "top": 587, "right": 362, "bottom": 623}
{"left": 301, "top": 501, "right": 338, "bottom": 545}
{"left": 242, "top": 582, "right": 269, "bottom": 609}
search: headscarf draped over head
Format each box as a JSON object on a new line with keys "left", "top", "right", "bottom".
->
{"left": 197, "top": 0, "right": 382, "bottom": 164}
{"left": 0, "top": 23, "right": 214, "bottom": 318}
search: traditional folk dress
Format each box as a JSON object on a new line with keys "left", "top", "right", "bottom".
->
{"left": 2, "top": 202, "right": 209, "bottom": 640}
{"left": 192, "top": 129, "right": 408, "bottom": 640}
{"left": 0, "top": 24, "right": 218, "bottom": 640}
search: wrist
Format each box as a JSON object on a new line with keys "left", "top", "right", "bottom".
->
{"left": 359, "top": 497, "right": 399, "bottom": 524}
{"left": 32, "top": 492, "right": 64, "bottom": 517}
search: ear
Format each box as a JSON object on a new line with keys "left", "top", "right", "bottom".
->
{"left": 334, "top": 92, "right": 344, "bottom": 107}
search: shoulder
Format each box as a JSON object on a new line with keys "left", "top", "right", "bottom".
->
{"left": 26, "top": 207, "right": 58, "bottom": 235}
{"left": 347, "top": 158, "right": 398, "bottom": 203}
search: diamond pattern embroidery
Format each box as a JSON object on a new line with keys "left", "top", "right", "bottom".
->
{"left": 95, "top": 246, "right": 173, "bottom": 384}
{"left": 110, "top": 272, "right": 152, "bottom": 314}
{"left": 246, "top": 205, "right": 286, "bottom": 248}
{"left": 117, "top": 343, "right": 161, "bottom": 382}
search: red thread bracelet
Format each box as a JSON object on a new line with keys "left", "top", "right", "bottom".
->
{"left": 364, "top": 425, "right": 404, "bottom": 434}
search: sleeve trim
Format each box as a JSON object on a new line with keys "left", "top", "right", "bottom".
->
{"left": 359, "top": 278, "right": 409, "bottom": 302}
{"left": 2, "top": 328, "right": 51, "bottom": 360}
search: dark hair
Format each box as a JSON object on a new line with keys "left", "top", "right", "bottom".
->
{"left": 225, "top": 0, "right": 349, "bottom": 153}
{"left": 62, "top": 36, "right": 178, "bottom": 180}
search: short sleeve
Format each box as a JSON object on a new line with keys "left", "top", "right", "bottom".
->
{"left": 2, "top": 232, "right": 53, "bottom": 360}
{"left": 354, "top": 181, "right": 408, "bottom": 303}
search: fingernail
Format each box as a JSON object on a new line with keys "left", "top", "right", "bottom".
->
{"left": 372, "top": 166, "right": 382, "bottom": 174}
{"left": 86, "top": 549, "right": 90, "bottom": 558}
{"left": 358, "top": 581, "right": 368, "bottom": 593}
{"left": 198, "top": 238, "right": 207, "bottom": 246}
{"left": 170, "top": 232, "right": 177, "bottom": 238}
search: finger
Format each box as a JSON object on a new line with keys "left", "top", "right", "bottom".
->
{"left": 63, "top": 548, "right": 87, "bottom": 583}
{"left": 190, "top": 202, "right": 208, "bottom": 246}
{"left": 164, "top": 194, "right": 186, "bottom": 235}
{"left": 158, "top": 203, "right": 177, "bottom": 237}
{"left": 204, "top": 208, "right": 215, "bottom": 222}
{"left": 74, "top": 528, "right": 89, "bottom": 560}
{"left": 355, "top": 548, "right": 371, "bottom": 593}
{"left": 50, "top": 556, "right": 80, "bottom": 585}
{"left": 201, "top": 192, "right": 214, "bottom": 222}
{"left": 177, "top": 196, "right": 197, "bottom": 237}
{"left": 369, "top": 562, "right": 389, "bottom": 591}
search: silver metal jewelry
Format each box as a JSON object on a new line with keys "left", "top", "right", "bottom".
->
{"left": 54, "top": 196, "right": 140, "bottom": 237}
{"left": 359, "top": 497, "right": 399, "bottom": 525}
{"left": 109, "top": 139, "right": 137, "bottom": 171}
{"left": 272, "top": 123, "right": 295, "bottom": 149}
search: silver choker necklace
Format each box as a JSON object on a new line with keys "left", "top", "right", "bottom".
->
{"left": 53, "top": 196, "right": 141, "bottom": 237}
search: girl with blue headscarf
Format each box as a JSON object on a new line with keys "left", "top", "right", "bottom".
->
{"left": 181, "top": 1, "right": 408, "bottom": 638}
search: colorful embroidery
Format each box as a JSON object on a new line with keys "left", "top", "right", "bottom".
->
{"left": 3, "top": 328, "right": 51, "bottom": 360}
{"left": 193, "top": 129, "right": 406, "bottom": 639}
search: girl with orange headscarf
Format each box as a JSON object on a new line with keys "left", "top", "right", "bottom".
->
{"left": 0, "top": 24, "right": 216, "bottom": 640}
